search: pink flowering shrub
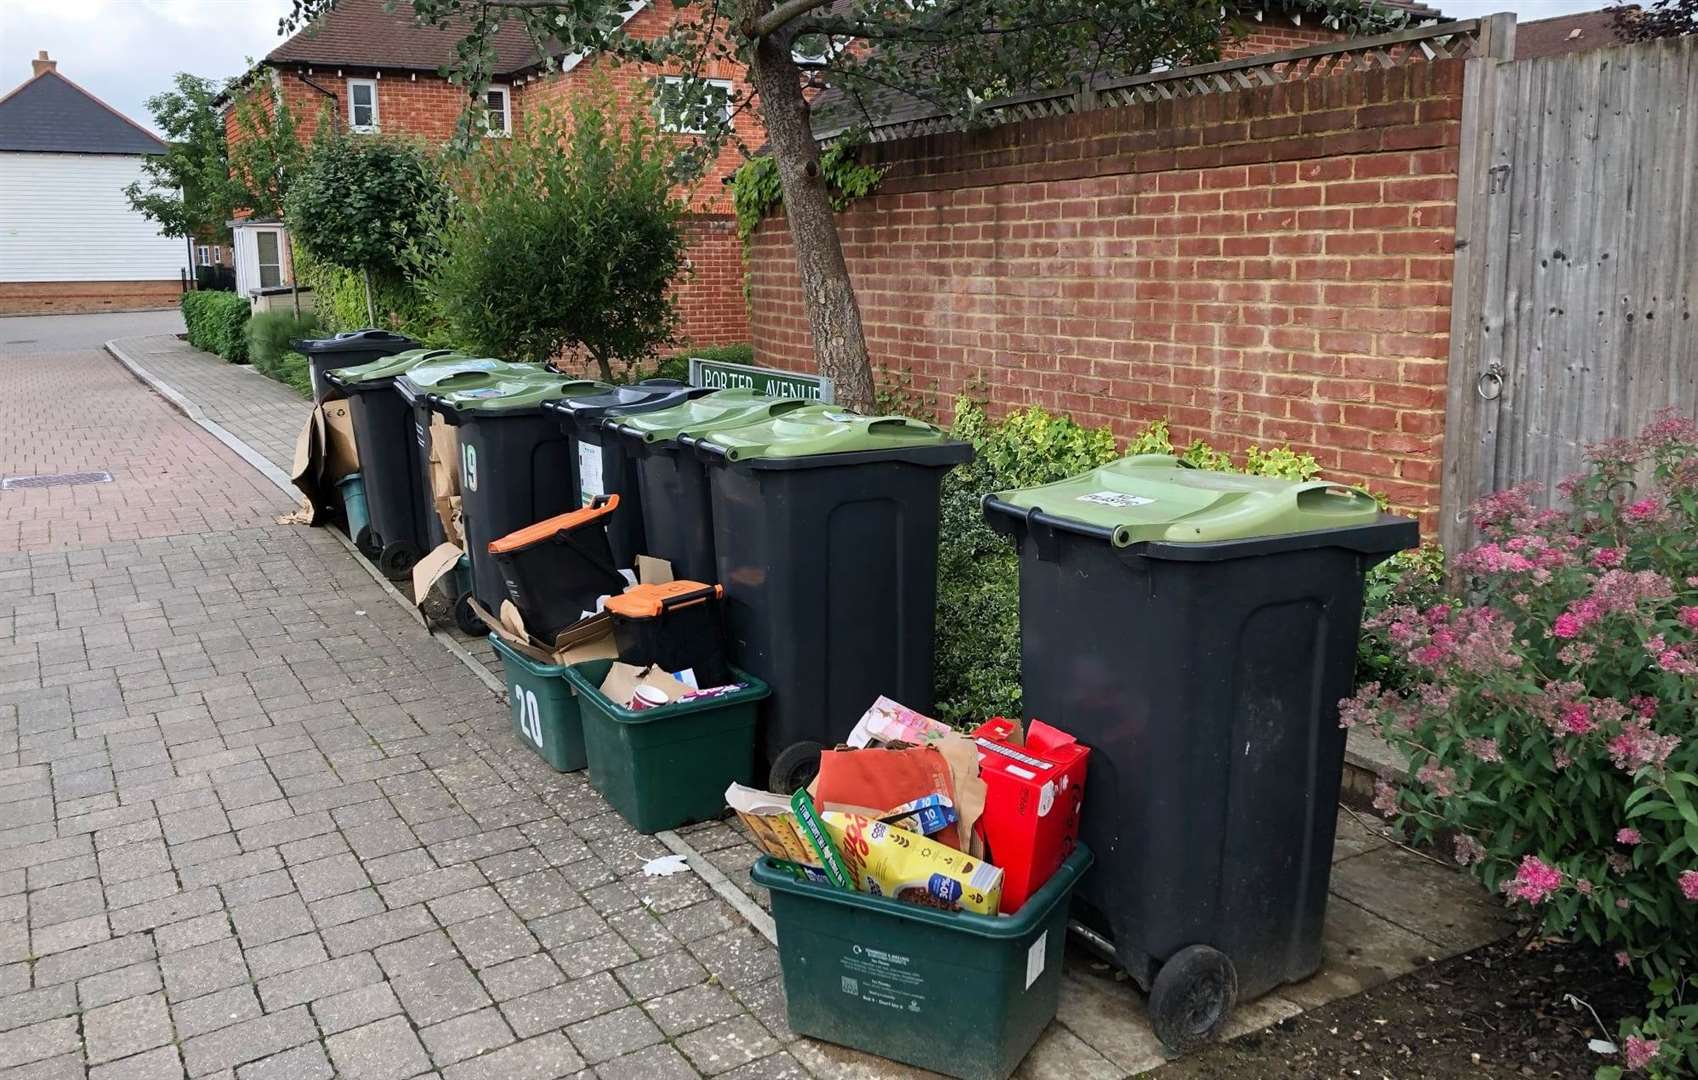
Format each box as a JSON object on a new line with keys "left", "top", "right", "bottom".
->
{"left": 1342, "top": 411, "right": 1698, "bottom": 1078}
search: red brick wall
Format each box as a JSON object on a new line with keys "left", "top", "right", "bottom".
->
{"left": 0, "top": 281, "right": 185, "bottom": 316}
{"left": 747, "top": 62, "right": 1465, "bottom": 527}
{"left": 1223, "top": 14, "right": 1357, "bottom": 58}
{"left": 514, "top": 3, "right": 760, "bottom": 214}
{"left": 678, "top": 216, "right": 749, "bottom": 346}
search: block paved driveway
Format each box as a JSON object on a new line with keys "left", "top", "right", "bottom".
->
{"left": 0, "top": 348, "right": 811, "bottom": 1079}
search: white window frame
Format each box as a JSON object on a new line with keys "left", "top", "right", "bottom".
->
{"left": 656, "top": 76, "right": 733, "bottom": 135}
{"left": 255, "top": 230, "right": 284, "bottom": 289}
{"left": 347, "top": 78, "right": 379, "bottom": 132}
{"left": 196, "top": 245, "right": 211, "bottom": 266}
{"left": 483, "top": 84, "right": 512, "bottom": 136}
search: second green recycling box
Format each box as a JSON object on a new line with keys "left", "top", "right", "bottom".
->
{"left": 688, "top": 405, "right": 971, "bottom": 792}
{"left": 983, "top": 455, "right": 1416, "bottom": 1051}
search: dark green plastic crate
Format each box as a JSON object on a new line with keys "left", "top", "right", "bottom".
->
{"left": 563, "top": 658, "right": 766, "bottom": 833}
{"left": 752, "top": 846, "right": 1092, "bottom": 1080}
{"left": 491, "top": 637, "right": 586, "bottom": 772}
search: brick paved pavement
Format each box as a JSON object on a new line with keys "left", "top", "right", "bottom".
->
{"left": 0, "top": 348, "right": 819, "bottom": 1079}
{"left": 65, "top": 333, "right": 1516, "bottom": 1079}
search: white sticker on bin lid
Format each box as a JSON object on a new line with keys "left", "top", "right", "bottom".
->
{"left": 1076, "top": 492, "right": 1154, "bottom": 508}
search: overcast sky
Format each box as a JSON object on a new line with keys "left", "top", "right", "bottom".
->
{"left": 1, "top": 0, "right": 1618, "bottom": 135}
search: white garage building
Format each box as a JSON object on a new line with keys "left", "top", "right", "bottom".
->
{"left": 0, "top": 51, "right": 189, "bottom": 314}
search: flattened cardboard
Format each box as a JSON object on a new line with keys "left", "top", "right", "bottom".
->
{"left": 598, "top": 662, "right": 687, "bottom": 709}
{"left": 471, "top": 598, "right": 617, "bottom": 668}
{"left": 287, "top": 402, "right": 361, "bottom": 527}
{"left": 635, "top": 556, "right": 674, "bottom": 585}
{"left": 320, "top": 400, "right": 359, "bottom": 485}
{"left": 411, "top": 542, "right": 463, "bottom": 607}
{"left": 429, "top": 416, "right": 459, "bottom": 500}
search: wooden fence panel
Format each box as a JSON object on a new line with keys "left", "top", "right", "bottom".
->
{"left": 1443, "top": 35, "right": 1698, "bottom": 550}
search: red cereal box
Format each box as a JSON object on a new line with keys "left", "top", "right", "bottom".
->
{"left": 971, "top": 717, "right": 1089, "bottom": 914}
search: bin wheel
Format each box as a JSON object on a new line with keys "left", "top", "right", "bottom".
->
{"left": 768, "top": 741, "right": 824, "bottom": 795}
{"left": 354, "top": 526, "right": 380, "bottom": 560}
{"left": 1148, "top": 945, "right": 1237, "bottom": 1054}
{"left": 377, "top": 542, "right": 419, "bottom": 582}
{"left": 453, "top": 593, "right": 489, "bottom": 637}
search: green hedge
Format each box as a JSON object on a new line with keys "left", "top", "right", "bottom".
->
{"left": 180, "top": 290, "right": 251, "bottom": 364}
{"left": 247, "top": 310, "right": 324, "bottom": 397}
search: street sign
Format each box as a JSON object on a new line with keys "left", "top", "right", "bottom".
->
{"left": 688, "top": 357, "right": 834, "bottom": 403}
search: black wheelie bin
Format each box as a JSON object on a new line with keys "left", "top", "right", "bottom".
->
{"left": 293, "top": 329, "right": 418, "bottom": 403}
{"left": 326, "top": 348, "right": 464, "bottom": 577}
{"left": 982, "top": 455, "right": 1416, "bottom": 1053}
{"left": 691, "top": 406, "right": 972, "bottom": 792}
{"left": 395, "top": 357, "right": 542, "bottom": 634}
{"left": 542, "top": 380, "right": 715, "bottom": 570}
{"left": 609, "top": 390, "right": 812, "bottom": 583}
{"left": 427, "top": 373, "right": 611, "bottom": 625}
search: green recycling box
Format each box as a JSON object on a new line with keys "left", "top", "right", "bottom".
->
{"left": 563, "top": 659, "right": 767, "bottom": 834}
{"left": 609, "top": 389, "right": 811, "bottom": 583}
{"left": 752, "top": 845, "right": 1093, "bottom": 1080}
{"left": 491, "top": 636, "right": 587, "bottom": 773}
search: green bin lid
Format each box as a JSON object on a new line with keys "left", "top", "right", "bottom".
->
{"left": 434, "top": 374, "right": 610, "bottom": 414}
{"left": 699, "top": 404, "right": 966, "bottom": 465}
{"left": 397, "top": 356, "right": 537, "bottom": 396}
{"left": 333, "top": 348, "right": 465, "bottom": 387}
{"left": 993, "top": 455, "right": 1383, "bottom": 545}
{"left": 611, "top": 388, "right": 812, "bottom": 443}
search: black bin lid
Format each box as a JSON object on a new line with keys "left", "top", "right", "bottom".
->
{"left": 291, "top": 329, "right": 417, "bottom": 354}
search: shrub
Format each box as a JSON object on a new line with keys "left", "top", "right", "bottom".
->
{"left": 1356, "top": 544, "right": 1449, "bottom": 691}
{"left": 933, "top": 400, "right": 1122, "bottom": 724}
{"left": 180, "top": 290, "right": 250, "bottom": 363}
{"left": 1344, "top": 411, "right": 1698, "bottom": 1077}
{"left": 284, "top": 134, "right": 445, "bottom": 279}
{"left": 247, "top": 310, "right": 323, "bottom": 394}
{"left": 425, "top": 90, "right": 686, "bottom": 380}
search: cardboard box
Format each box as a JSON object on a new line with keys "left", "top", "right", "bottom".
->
{"left": 470, "top": 597, "right": 620, "bottom": 668}
{"left": 971, "top": 718, "right": 1089, "bottom": 914}
{"left": 285, "top": 400, "right": 361, "bottom": 525}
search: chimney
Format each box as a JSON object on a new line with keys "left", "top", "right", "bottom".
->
{"left": 32, "top": 51, "right": 56, "bottom": 77}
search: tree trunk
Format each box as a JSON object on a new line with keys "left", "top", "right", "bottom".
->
{"left": 362, "top": 267, "right": 377, "bottom": 326}
{"left": 747, "top": 29, "right": 876, "bottom": 413}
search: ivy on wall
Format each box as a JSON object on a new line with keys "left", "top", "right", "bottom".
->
{"left": 730, "top": 140, "right": 887, "bottom": 300}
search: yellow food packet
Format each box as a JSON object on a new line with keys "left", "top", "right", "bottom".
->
{"left": 821, "top": 811, "right": 1004, "bottom": 915}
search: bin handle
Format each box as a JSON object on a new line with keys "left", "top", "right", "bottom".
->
{"left": 866, "top": 416, "right": 937, "bottom": 436}
{"left": 657, "top": 584, "right": 720, "bottom": 613}
{"left": 1292, "top": 481, "right": 1380, "bottom": 516}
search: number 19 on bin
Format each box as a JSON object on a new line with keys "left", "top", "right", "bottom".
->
{"left": 513, "top": 686, "right": 542, "bottom": 747}
{"left": 461, "top": 444, "right": 478, "bottom": 492}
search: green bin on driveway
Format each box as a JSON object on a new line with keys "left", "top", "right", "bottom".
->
{"left": 752, "top": 845, "right": 1093, "bottom": 1080}
{"left": 563, "top": 658, "right": 767, "bottom": 834}
{"left": 491, "top": 637, "right": 586, "bottom": 772}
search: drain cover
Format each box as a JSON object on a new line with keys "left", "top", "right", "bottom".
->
{"left": 2, "top": 471, "right": 113, "bottom": 490}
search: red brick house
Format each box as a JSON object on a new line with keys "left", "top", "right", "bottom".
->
{"left": 226, "top": 0, "right": 755, "bottom": 346}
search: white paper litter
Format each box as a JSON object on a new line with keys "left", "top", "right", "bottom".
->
{"left": 641, "top": 855, "right": 690, "bottom": 877}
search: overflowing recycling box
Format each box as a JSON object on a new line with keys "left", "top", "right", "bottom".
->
{"left": 478, "top": 600, "right": 618, "bottom": 773}
{"left": 752, "top": 846, "right": 1092, "bottom": 1080}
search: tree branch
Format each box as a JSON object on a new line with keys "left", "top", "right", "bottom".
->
{"left": 752, "top": 0, "right": 834, "bottom": 38}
